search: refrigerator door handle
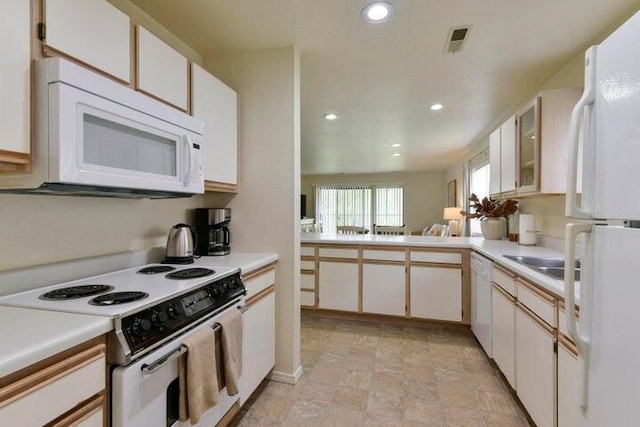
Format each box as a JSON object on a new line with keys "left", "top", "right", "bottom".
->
{"left": 565, "top": 222, "right": 592, "bottom": 409}
{"left": 566, "top": 46, "right": 596, "bottom": 219}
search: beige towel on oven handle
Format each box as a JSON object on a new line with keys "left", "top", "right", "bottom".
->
{"left": 178, "top": 327, "right": 219, "bottom": 424}
{"left": 218, "top": 307, "right": 243, "bottom": 396}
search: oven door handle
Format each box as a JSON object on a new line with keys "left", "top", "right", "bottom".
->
{"left": 141, "top": 323, "right": 222, "bottom": 375}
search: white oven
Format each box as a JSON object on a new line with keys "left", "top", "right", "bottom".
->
{"left": 111, "top": 300, "right": 246, "bottom": 427}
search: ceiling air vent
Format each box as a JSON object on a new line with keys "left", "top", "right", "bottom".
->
{"left": 444, "top": 25, "right": 471, "bottom": 54}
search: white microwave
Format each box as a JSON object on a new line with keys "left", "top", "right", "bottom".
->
{"left": 0, "top": 57, "right": 204, "bottom": 198}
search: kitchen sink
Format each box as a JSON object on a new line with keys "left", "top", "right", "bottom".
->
{"left": 503, "top": 255, "right": 580, "bottom": 269}
{"left": 503, "top": 255, "right": 581, "bottom": 281}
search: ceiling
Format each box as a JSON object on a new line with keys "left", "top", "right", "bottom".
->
{"left": 129, "top": 0, "right": 639, "bottom": 175}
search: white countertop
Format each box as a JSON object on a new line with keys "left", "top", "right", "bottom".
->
{"left": 0, "top": 251, "right": 278, "bottom": 381}
{"left": 0, "top": 307, "right": 112, "bottom": 379}
{"left": 301, "top": 232, "right": 575, "bottom": 301}
{"left": 194, "top": 252, "right": 279, "bottom": 274}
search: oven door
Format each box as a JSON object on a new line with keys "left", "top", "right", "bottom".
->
{"left": 111, "top": 302, "right": 244, "bottom": 427}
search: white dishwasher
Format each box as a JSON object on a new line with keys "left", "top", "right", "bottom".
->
{"left": 471, "top": 252, "right": 493, "bottom": 356}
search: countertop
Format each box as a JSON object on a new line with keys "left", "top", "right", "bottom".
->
{"left": 301, "top": 232, "right": 574, "bottom": 301}
{"left": 195, "top": 252, "right": 279, "bottom": 274}
{"left": 0, "top": 251, "right": 278, "bottom": 382}
{"left": 0, "top": 307, "right": 112, "bottom": 379}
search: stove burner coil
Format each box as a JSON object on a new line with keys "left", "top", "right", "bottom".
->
{"left": 89, "top": 291, "right": 149, "bottom": 306}
{"left": 137, "top": 265, "right": 176, "bottom": 274}
{"left": 165, "top": 268, "right": 215, "bottom": 280}
{"left": 40, "top": 285, "right": 114, "bottom": 300}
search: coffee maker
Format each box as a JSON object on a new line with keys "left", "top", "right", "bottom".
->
{"left": 195, "top": 208, "right": 231, "bottom": 256}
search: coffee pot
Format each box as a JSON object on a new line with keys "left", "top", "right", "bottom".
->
{"left": 163, "top": 223, "right": 197, "bottom": 264}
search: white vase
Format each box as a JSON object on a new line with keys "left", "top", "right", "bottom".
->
{"left": 481, "top": 217, "right": 506, "bottom": 240}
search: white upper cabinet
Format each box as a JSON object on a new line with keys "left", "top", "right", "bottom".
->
{"left": 191, "top": 64, "right": 238, "bottom": 188}
{"left": 500, "top": 115, "right": 517, "bottom": 193}
{"left": 44, "top": 0, "right": 130, "bottom": 83}
{"left": 137, "top": 26, "right": 188, "bottom": 111}
{"left": 489, "top": 115, "right": 516, "bottom": 196}
{"left": 0, "top": 0, "right": 30, "bottom": 157}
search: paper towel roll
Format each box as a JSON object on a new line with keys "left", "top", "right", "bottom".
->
{"left": 519, "top": 214, "right": 537, "bottom": 246}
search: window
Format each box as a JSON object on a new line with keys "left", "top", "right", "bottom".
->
{"left": 315, "top": 184, "right": 404, "bottom": 233}
{"left": 468, "top": 149, "right": 490, "bottom": 236}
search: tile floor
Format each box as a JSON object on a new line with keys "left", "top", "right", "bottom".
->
{"left": 231, "top": 315, "right": 532, "bottom": 427}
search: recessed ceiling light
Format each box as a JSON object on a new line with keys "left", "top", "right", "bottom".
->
{"left": 361, "top": 2, "right": 395, "bottom": 24}
{"left": 392, "top": 152, "right": 401, "bottom": 157}
{"left": 390, "top": 143, "right": 401, "bottom": 148}
{"left": 430, "top": 103, "right": 444, "bottom": 111}
{"left": 323, "top": 113, "right": 338, "bottom": 120}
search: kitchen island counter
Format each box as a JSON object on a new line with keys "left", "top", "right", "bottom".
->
{"left": 0, "top": 306, "right": 111, "bottom": 379}
{"left": 301, "top": 232, "right": 574, "bottom": 301}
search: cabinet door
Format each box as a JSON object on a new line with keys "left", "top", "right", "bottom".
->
{"left": 516, "top": 306, "right": 556, "bottom": 427}
{"left": 137, "top": 26, "right": 188, "bottom": 111}
{"left": 44, "top": 0, "right": 130, "bottom": 82}
{"left": 489, "top": 127, "right": 501, "bottom": 195}
{"left": 362, "top": 263, "right": 405, "bottom": 316}
{"left": 491, "top": 284, "right": 516, "bottom": 388}
{"left": 517, "top": 97, "right": 540, "bottom": 193}
{"left": 558, "top": 338, "right": 579, "bottom": 427}
{"left": 500, "top": 115, "right": 517, "bottom": 193}
{"left": 192, "top": 64, "right": 238, "bottom": 187}
{"left": 239, "top": 292, "right": 275, "bottom": 404}
{"left": 410, "top": 266, "right": 461, "bottom": 321}
{"left": 319, "top": 261, "right": 359, "bottom": 312}
{"left": 0, "top": 0, "right": 30, "bottom": 156}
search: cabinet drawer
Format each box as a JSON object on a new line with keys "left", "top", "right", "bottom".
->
{"left": 300, "top": 290, "right": 316, "bottom": 307}
{"left": 300, "top": 246, "right": 316, "bottom": 257}
{"left": 243, "top": 265, "right": 276, "bottom": 299}
{"left": 517, "top": 279, "right": 557, "bottom": 327}
{"left": 300, "top": 260, "right": 316, "bottom": 270}
{"left": 410, "top": 251, "right": 461, "bottom": 264}
{"left": 493, "top": 264, "right": 517, "bottom": 296}
{"left": 319, "top": 247, "right": 358, "bottom": 259}
{"left": 362, "top": 249, "right": 405, "bottom": 262}
{"left": 0, "top": 345, "right": 105, "bottom": 426}
{"left": 300, "top": 273, "right": 315, "bottom": 291}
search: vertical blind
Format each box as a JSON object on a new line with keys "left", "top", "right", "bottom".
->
{"left": 315, "top": 184, "right": 403, "bottom": 232}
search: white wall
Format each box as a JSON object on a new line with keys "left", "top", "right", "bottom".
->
{"left": 302, "top": 171, "right": 446, "bottom": 233}
{"left": 0, "top": 1, "right": 207, "bottom": 274}
{"left": 0, "top": 194, "right": 202, "bottom": 271}
{"left": 203, "top": 47, "right": 301, "bottom": 382}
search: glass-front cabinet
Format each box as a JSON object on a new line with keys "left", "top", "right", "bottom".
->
{"left": 516, "top": 97, "right": 540, "bottom": 193}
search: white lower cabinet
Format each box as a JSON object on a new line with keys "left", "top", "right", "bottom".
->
{"left": 410, "top": 266, "right": 461, "bottom": 321}
{"left": 362, "top": 263, "right": 405, "bottom": 316}
{"left": 491, "top": 284, "right": 516, "bottom": 388}
{"left": 516, "top": 305, "right": 557, "bottom": 427}
{"left": 558, "top": 338, "right": 579, "bottom": 427}
{"left": 239, "top": 291, "right": 275, "bottom": 404}
{"left": 319, "top": 261, "right": 359, "bottom": 311}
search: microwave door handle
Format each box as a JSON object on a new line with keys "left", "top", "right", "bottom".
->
{"left": 182, "top": 136, "right": 192, "bottom": 186}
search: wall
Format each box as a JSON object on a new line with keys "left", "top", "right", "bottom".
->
{"left": 443, "top": 9, "right": 637, "bottom": 240}
{"left": 0, "top": 1, "right": 207, "bottom": 273}
{"left": 0, "top": 194, "right": 202, "bottom": 271}
{"left": 203, "top": 47, "right": 301, "bottom": 382}
{"left": 302, "top": 171, "right": 446, "bottom": 233}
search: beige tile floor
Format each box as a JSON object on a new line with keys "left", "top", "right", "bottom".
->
{"left": 231, "top": 315, "right": 532, "bottom": 427}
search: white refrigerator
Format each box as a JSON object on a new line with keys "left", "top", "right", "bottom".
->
{"left": 564, "top": 10, "right": 640, "bottom": 426}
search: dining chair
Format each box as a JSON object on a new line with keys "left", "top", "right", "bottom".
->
{"left": 372, "top": 225, "right": 406, "bottom": 235}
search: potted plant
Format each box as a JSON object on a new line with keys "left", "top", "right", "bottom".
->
{"left": 461, "top": 194, "right": 518, "bottom": 239}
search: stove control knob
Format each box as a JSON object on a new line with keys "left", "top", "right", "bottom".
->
{"left": 167, "top": 303, "right": 179, "bottom": 320}
{"left": 132, "top": 318, "right": 152, "bottom": 338}
{"left": 151, "top": 310, "right": 169, "bottom": 327}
